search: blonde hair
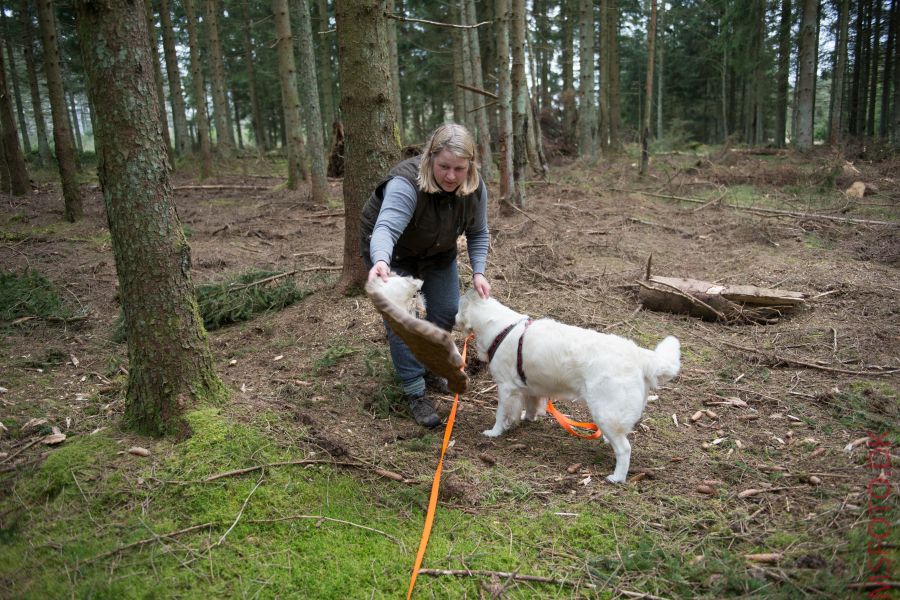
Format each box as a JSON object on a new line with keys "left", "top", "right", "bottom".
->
{"left": 417, "top": 123, "right": 480, "bottom": 196}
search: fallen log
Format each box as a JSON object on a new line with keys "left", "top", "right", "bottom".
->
{"left": 638, "top": 275, "right": 806, "bottom": 323}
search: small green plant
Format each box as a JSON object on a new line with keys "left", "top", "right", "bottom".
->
{"left": 0, "top": 270, "right": 75, "bottom": 322}
{"left": 313, "top": 344, "right": 358, "bottom": 373}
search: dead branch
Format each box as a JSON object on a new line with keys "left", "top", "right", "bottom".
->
{"left": 204, "top": 459, "right": 367, "bottom": 482}
{"left": 846, "top": 581, "right": 900, "bottom": 590}
{"left": 79, "top": 522, "right": 216, "bottom": 564}
{"left": 723, "top": 341, "right": 900, "bottom": 376}
{"left": 0, "top": 438, "right": 41, "bottom": 465}
{"left": 637, "top": 279, "right": 727, "bottom": 321}
{"left": 385, "top": 12, "right": 491, "bottom": 29}
{"left": 209, "top": 475, "right": 263, "bottom": 548}
{"left": 298, "top": 210, "right": 344, "bottom": 219}
{"left": 172, "top": 185, "right": 272, "bottom": 191}
{"left": 226, "top": 270, "right": 298, "bottom": 292}
{"left": 455, "top": 82, "right": 498, "bottom": 99}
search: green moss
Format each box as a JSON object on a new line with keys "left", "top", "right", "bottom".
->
{"left": 0, "top": 270, "right": 75, "bottom": 322}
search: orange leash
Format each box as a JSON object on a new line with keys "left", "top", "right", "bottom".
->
{"left": 406, "top": 333, "right": 473, "bottom": 600}
{"left": 546, "top": 400, "right": 603, "bottom": 439}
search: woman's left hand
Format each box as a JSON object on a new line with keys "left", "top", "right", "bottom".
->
{"left": 473, "top": 273, "right": 491, "bottom": 299}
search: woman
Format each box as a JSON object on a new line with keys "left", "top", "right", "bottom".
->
{"left": 360, "top": 123, "right": 491, "bottom": 427}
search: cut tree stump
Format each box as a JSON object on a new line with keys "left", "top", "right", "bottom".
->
{"left": 638, "top": 275, "right": 806, "bottom": 323}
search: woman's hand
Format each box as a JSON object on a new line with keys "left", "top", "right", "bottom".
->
{"left": 473, "top": 273, "right": 491, "bottom": 299}
{"left": 368, "top": 260, "right": 391, "bottom": 282}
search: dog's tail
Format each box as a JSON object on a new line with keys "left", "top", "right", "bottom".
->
{"left": 646, "top": 336, "right": 681, "bottom": 388}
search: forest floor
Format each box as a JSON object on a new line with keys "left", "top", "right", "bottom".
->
{"left": 1, "top": 147, "right": 898, "bottom": 599}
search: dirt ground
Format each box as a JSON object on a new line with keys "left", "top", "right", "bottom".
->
{"left": 2, "top": 150, "right": 899, "bottom": 592}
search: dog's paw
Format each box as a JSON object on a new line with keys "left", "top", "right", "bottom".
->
{"left": 605, "top": 474, "right": 626, "bottom": 484}
{"left": 482, "top": 428, "right": 503, "bottom": 438}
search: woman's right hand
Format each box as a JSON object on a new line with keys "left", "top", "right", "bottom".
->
{"left": 368, "top": 260, "right": 391, "bottom": 282}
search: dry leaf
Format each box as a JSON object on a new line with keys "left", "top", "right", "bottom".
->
{"left": 579, "top": 475, "right": 592, "bottom": 486}
{"left": 128, "top": 447, "right": 151, "bottom": 457}
{"left": 43, "top": 433, "right": 66, "bottom": 445}
{"left": 745, "top": 553, "right": 782, "bottom": 564}
{"left": 273, "top": 355, "right": 284, "bottom": 362}
{"left": 71, "top": 354, "right": 80, "bottom": 367}
{"left": 375, "top": 468, "right": 403, "bottom": 481}
{"left": 23, "top": 417, "right": 48, "bottom": 431}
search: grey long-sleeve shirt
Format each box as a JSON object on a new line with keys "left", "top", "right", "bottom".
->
{"left": 369, "top": 177, "right": 490, "bottom": 274}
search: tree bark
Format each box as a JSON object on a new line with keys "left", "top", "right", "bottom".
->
{"left": 335, "top": 0, "right": 399, "bottom": 293}
{"left": 35, "top": 0, "right": 81, "bottom": 221}
{"left": 830, "top": 0, "right": 850, "bottom": 145}
{"left": 68, "top": 94, "right": 83, "bottom": 153}
{"left": 19, "top": 0, "right": 50, "bottom": 166}
{"left": 0, "top": 40, "right": 29, "bottom": 195}
{"left": 158, "top": 0, "right": 189, "bottom": 157}
{"left": 205, "top": 0, "right": 234, "bottom": 154}
{"left": 640, "top": 0, "right": 656, "bottom": 175}
{"left": 314, "top": 0, "right": 336, "bottom": 142}
{"left": 495, "top": 0, "right": 514, "bottom": 206}
{"left": 294, "top": 0, "right": 329, "bottom": 203}
{"left": 577, "top": 0, "right": 595, "bottom": 158}
{"left": 510, "top": 0, "right": 527, "bottom": 207}
{"left": 880, "top": 0, "right": 896, "bottom": 138}
{"left": 75, "top": 0, "right": 224, "bottom": 436}
{"left": 775, "top": 0, "right": 792, "bottom": 147}
{"left": 606, "top": 0, "right": 621, "bottom": 151}
{"left": 560, "top": 0, "right": 576, "bottom": 144}
{"left": 183, "top": 0, "right": 213, "bottom": 178}
{"left": 273, "top": 0, "right": 307, "bottom": 189}
{"left": 386, "top": 0, "right": 402, "bottom": 138}
{"left": 143, "top": 0, "right": 173, "bottom": 165}
{"left": 866, "top": 0, "right": 882, "bottom": 137}
{"left": 795, "top": 0, "right": 818, "bottom": 150}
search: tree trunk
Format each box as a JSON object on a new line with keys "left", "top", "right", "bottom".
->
{"left": 386, "top": 0, "right": 402, "bottom": 139}
{"left": 495, "top": 0, "right": 515, "bottom": 207}
{"left": 830, "top": 0, "right": 850, "bottom": 145}
{"left": 158, "top": 0, "right": 189, "bottom": 157}
{"left": 294, "top": 0, "right": 329, "bottom": 203}
{"left": 0, "top": 41, "right": 29, "bottom": 195}
{"left": 560, "top": 0, "right": 576, "bottom": 144}
{"left": 510, "top": 0, "right": 527, "bottom": 207}
{"left": 894, "top": 0, "right": 900, "bottom": 147}
{"left": 1, "top": 17, "right": 31, "bottom": 155}
{"left": 795, "top": 0, "right": 818, "bottom": 150}
{"left": 69, "top": 94, "right": 83, "bottom": 153}
{"left": 606, "top": 0, "right": 621, "bottom": 151}
{"left": 775, "top": 0, "right": 792, "bottom": 147}
{"left": 656, "top": 3, "right": 663, "bottom": 143}
{"left": 273, "top": 0, "right": 308, "bottom": 189}
{"left": 233, "top": 93, "right": 243, "bottom": 149}
{"left": 35, "top": 0, "right": 82, "bottom": 221}
{"left": 144, "top": 0, "right": 173, "bottom": 165}
{"left": 866, "top": 0, "right": 882, "bottom": 137}
{"left": 577, "top": 0, "right": 595, "bottom": 157}
{"left": 240, "top": 0, "right": 267, "bottom": 152}
{"left": 19, "top": 0, "right": 50, "bottom": 166}
{"left": 640, "top": 0, "right": 656, "bottom": 175}
{"left": 597, "top": 0, "right": 609, "bottom": 151}
{"left": 183, "top": 0, "right": 212, "bottom": 178}
{"left": 856, "top": 0, "right": 872, "bottom": 136}
{"left": 465, "top": 0, "right": 492, "bottom": 181}
{"left": 334, "top": 0, "right": 399, "bottom": 294}
{"left": 75, "top": 0, "right": 224, "bottom": 437}
{"left": 205, "top": 0, "right": 234, "bottom": 154}
{"left": 314, "top": 0, "right": 336, "bottom": 142}
{"left": 451, "top": 2, "right": 467, "bottom": 126}
{"left": 880, "top": 0, "right": 896, "bottom": 138}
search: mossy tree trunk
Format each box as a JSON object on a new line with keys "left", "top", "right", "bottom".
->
{"left": 159, "top": 0, "right": 190, "bottom": 157}
{"left": 0, "top": 40, "right": 29, "bottom": 196}
{"left": 35, "top": 0, "right": 82, "bottom": 221}
{"left": 334, "top": 0, "right": 399, "bottom": 294}
{"left": 273, "top": 0, "right": 307, "bottom": 189}
{"left": 74, "top": 0, "right": 224, "bottom": 437}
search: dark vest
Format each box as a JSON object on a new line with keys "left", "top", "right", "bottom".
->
{"left": 359, "top": 155, "right": 483, "bottom": 274}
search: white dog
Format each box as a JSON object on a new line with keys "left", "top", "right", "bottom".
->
{"left": 456, "top": 289, "right": 681, "bottom": 483}
{"left": 367, "top": 275, "right": 423, "bottom": 316}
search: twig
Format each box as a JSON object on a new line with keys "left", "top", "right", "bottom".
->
{"left": 298, "top": 210, "right": 344, "bottom": 219}
{"left": 79, "top": 522, "right": 216, "bottom": 564}
{"left": 722, "top": 341, "right": 900, "bottom": 376}
{"left": 72, "top": 471, "right": 100, "bottom": 528}
{"left": 248, "top": 514, "right": 406, "bottom": 551}
{"left": 385, "top": 12, "right": 491, "bottom": 29}
{"left": 0, "top": 438, "right": 41, "bottom": 465}
{"left": 226, "top": 270, "right": 298, "bottom": 292}
{"left": 416, "top": 568, "right": 592, "bottom": 589}
{"left": 846, "top": 581, "right": 900, "bottom": 590}
{"left": 172, "top": 184, "right": 271, "bottom": 191}
{"left": 204, "top": 459, "right": 367, "bottom": 482}
{"left": 455, "top": 82, "right": 498, "bottom": 99}
{"left": 210, "top": 475, "right": 263, "bottom": 548}
{"left": 502, "top": 201, "right": 556, "bottom": 233}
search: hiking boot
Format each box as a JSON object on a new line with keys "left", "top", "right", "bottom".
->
{"left": 424, "top": 371, "right": 450, "bottom": 394}
{"left": 407, "top": 392, "right": 441, "bottom": 428}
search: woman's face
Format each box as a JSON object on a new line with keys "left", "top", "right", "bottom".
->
{"left": 431, "top": 149, "right": 470, "bottom": 193}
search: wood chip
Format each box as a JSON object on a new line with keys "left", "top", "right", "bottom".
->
{"left": 691, "top": 410, "right": 704, "bottom": 422}
{"left": 745, "top": 553, "right": 782, "bottom": 564}
{"left": 478, "top": 453, "right": 497, "bottom": 466}
{"left": 566, "top": 463, "right": 582, "bottom": 474}
{"left": 696, "top": 484, "right": 716, "bottom": 495}
{"left": 629, "top": 472, "right": 647, "bottom": 483}
{"left": 128, "top": 446, "right": 151, "bottom": 457}
{"left": 738, "top": 414, "right": 759, "bottom": 421}
{"left": 375, "top": 468, "right": 404, "bottom": 482}
{"left": 704, "top": 410, "right": 718, "bottom": 419}
{"left": 808, "top": 475, "right": 823, "bottom": 486}
{"left": 844, "top": 437, "right": 869, "bottom": 453}
{"left": 42, "top": 433, "right": 66, "bottom": 445}
{"left": 809, "top": 447, "right": 826, "bottom": 458}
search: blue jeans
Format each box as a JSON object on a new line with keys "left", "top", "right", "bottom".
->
{"left": 366, "top": 257, "right": 460, "bottom": 395}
